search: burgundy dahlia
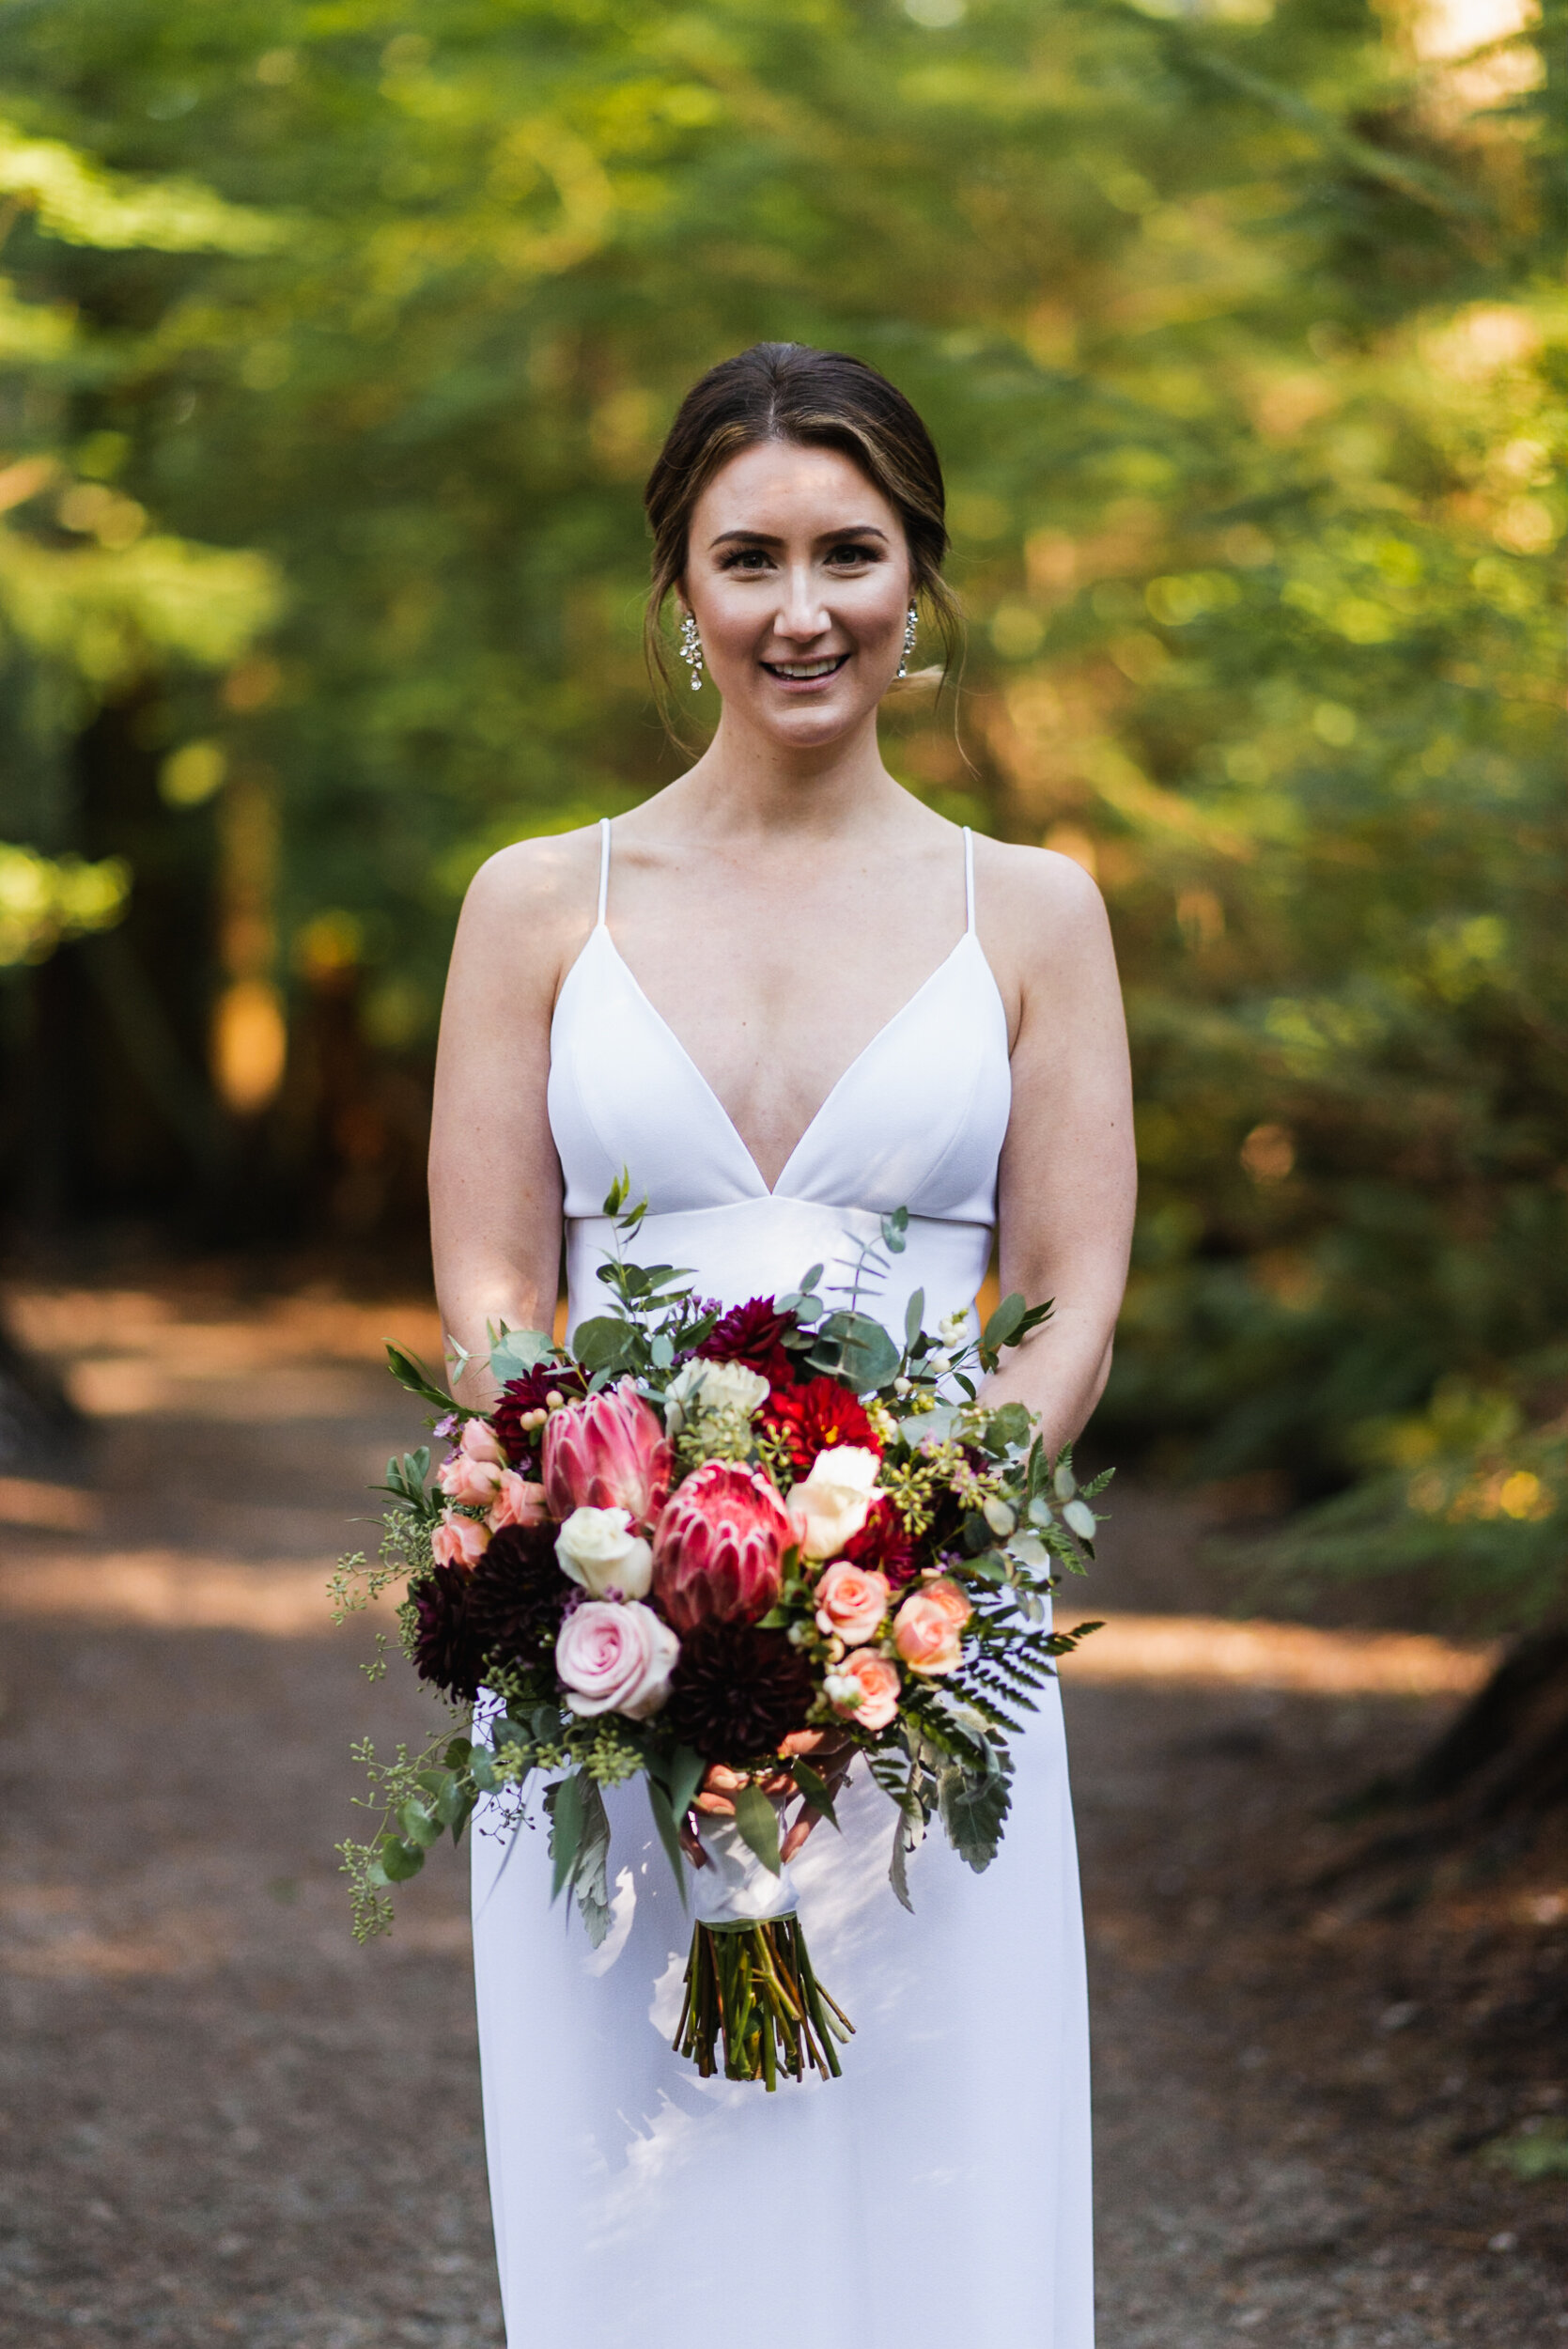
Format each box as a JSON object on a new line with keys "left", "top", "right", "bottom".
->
{"left": 466, "top": 1523, "right": 571, "bottom": 1671}
{"left": 411, "top": 1563, "right": 488, "bottom": 1703}
{"left": 843, "top": 1495, "right": 917, "bottom": 1588}
{"left": 695, "top": 1295, "right": 797, "bottom": 1390}
{"left": 663, "top": 1620, "right": 815, "bottom": 1762}
{"left": 490, "top": 1362, "right": 587, "bottom": 1470}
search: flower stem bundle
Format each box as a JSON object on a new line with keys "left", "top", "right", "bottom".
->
{"left": 675, "top": 1916, "right": 853, "bottom": 2088}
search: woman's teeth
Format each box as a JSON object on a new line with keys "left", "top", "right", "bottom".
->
{"left": 767, "top": 656, "right": 845, "bottom": 679}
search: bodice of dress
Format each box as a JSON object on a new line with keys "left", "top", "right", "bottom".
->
{"left": 547, "top": 821, "right": 1013, "bottom": 1343}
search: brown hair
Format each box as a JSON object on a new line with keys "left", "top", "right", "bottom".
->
{"left": 642, "top": 342, "right": 963, "bottom": 723}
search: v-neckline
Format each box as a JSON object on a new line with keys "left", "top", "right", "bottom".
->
{"left": 592, "top": 926, "right": 978, "bottom": 1200}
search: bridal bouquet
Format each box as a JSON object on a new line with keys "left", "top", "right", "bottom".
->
{"left": 334, "top": 1180, "right": 1107, "bottom": 2090}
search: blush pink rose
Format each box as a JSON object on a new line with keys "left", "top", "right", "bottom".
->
{"left": 431, "top": 1509, "right": 490, "bottom": 1572}
{"left": 488, "top": 1470, "right": 550, "bottom": 1532}
{"left": 892, "top": 1578, "right": 970, "bottom": 1675}
{"left": 437, "top": 1450, "right": 503, "bottom": 1506}
{"left": 814, "top": 1561, "right": 891, "bottom": 1647}
{"left": 830, "top": 1649, "right": 901, "bottom": 1733}
{"left": 554, "top": 1598, "right": 678, "bottom": 1719}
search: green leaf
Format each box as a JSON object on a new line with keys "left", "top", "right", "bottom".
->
{"left": 938, "top": 1760, "right": 1012, "bottom": 1873}
{"left": 573, "top": 1780, "right": 613, "bottom": 1947}
{"left": 982, "top": 1401, "right": 1032, "bottom": 1455}
{"left": 904, "top": 1285, "right": 926, "bottom": 1348}
{"left": 572, "top": 1315, "right": 640, "bottom": 1377}
{"left": 645, "top": 1780, "right": 690, "bottom": 1902}
{"left": 383, "top": 1343, "right": 454, "bottom": 1411}
{"left": 982, "top": 1292, "right": 1028, "bottom": 1352}
{"left": 731, "top": 1782, "right": 782, "bottom": 1875}
{"left": 397, "top": 1797, "right": 442, "bottom": 1848}
{"left": 489, "top": 1326, "right": 556, "bottom": 1382}
{"left": 789, "top": 1758, "right": 840, "bottom": 1829}
{"left": 811, "top": 1310, "right": 900, "bottom": 1392}
{"left": 1054, "top": 1459, "right": 1079, "bottom": 1501}
{"left": 665, "top": 1743, "right": 706, "bottom": 1828}
{"left": 548, "top": 1771, "right": 587, "bottom": 1902}
{"left": 469, "top": 1747, "right": 498, "bottom": 1793}
{"left": 376, "top": 1833, "right": 426, "bottom": 1882}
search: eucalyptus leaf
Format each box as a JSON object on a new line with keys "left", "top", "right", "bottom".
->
{"left": 397, "top": 1797, "right": 442, "bottom": 1848}
{"left": 904, "top": 1285, "right": 926, "bottom": 1348}
{"left": 732, "top": 1782, "right": 782, "bottom": 1875}
{"left": 548, "top": 1771, "right": 586, "bottom": 1902}
{"left": 572, "top": 1316, "right": 640, "bottom": 1377}
{"left": 1063, "top": 1499, "right": 1098, "bottom": 1540}
{"left": 377, "top": 1834, "right": 425, "bottom": 1883}
{"left": 789, "top": 1758, "right": 841, "bottom": 1828}
{"left": 489, "top": 1326, "right": 556, "bottom": 1382}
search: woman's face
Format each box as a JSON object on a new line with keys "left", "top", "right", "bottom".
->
{"left": 681, "top": 440, "right": 913, "bottom": 750}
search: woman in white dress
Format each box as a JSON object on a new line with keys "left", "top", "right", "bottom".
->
{"left": 428, "top": 343, "right": 1135, "bottom": 2349}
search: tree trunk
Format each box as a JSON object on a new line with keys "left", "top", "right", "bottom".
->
{"left": 0, "top": 1313, "right": 88, "bottom": 1481}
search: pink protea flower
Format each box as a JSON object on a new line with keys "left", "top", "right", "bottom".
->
{"left": 652, "top": 1461, "right": 795, "bottom": 1633}
{"left": 541, "top": 1378, "right": 672, "bottom": 1528}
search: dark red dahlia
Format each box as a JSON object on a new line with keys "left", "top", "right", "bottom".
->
{"left": 465, "top": 1523, "right": 571, "bottom": 1670}
{"left": 761, "top": 1375, "right": 879, "bottom": 1477}
{"left": 843, "top": 1495, "right": 917, "bottom": 1587}
{"left": 490, "top": 1361, "right": 587, "bottom": 1470}
{"left": 663, "top": 1620, "right": 815, "bottom": 1763}
{"left": 695, "top": 1296, "right": 797, "bottom": 1390}
{"left": 411, "top": 1564, "right": 488, "bottom": 1703}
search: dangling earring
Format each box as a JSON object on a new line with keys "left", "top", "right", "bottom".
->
{"left": 678, "top": 610, "right": 704, "bottom": 692}
{"left": 896, "top": 602, "right": 918, "bottom": 679}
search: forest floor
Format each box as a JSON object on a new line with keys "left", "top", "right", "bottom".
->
{"left": 1, "top": 1270, "right": 1565, "bottom": 2348}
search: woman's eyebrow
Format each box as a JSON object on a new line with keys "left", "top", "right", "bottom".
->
{"left": 706, "top": 523, "right": 891, "bottom": 548}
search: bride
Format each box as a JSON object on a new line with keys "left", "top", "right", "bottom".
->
{"left": 428, "top": 342, "right": 1134, "bottom": 2349}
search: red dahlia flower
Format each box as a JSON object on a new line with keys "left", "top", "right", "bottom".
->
{"left": 695, "top": 1296, "right": 797, "bottom": 1390}
{"left": 652, "top": 1461, "right": 795, "bottom": 1632}
{"left": 761, "top": 1375, "right": 879, "bottom": 1478}
{"left": 843, "top": 1495, "right": 917, "bottom": 1587}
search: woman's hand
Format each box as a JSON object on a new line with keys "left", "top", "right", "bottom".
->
{"left": 678, "top": 1730, "right": 856, "bottom": 1864}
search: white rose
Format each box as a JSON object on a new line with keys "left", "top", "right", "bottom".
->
{"left": 555, "top": 1599, "right": 678, "bottom": 1719}
{"left": 663, "top": 1358, "right": 769, "bottom": 1436}
{"left": 787, "top": 1444, "right": 881, "bottom": 1561}
{"left": 554, "top": 1504, "right": 653, "bottom": 1598}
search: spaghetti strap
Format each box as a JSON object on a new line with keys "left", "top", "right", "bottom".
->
{"left": 597, "top": 817, "right": 612, "bottom": 929}
{"left": 962, "top": 826, "right": 975, "bottom": 935}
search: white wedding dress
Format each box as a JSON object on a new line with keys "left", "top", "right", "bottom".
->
{"left": 470, "top": 822, "right": 1094, "bottom": 2348}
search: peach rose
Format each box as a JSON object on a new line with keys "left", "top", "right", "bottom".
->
{"left": 827, "top": 1649, "right": 901, "bottom": 1733}
{"left": 814, "top": 1561, "right": 891, "bottom": 1647}
{"left": 488, "top": 1470, "right": 550, "bottom": 1532}
{"left": 432, "top": 1509, "right": 490, "bottom": 1572}
{"left": 437, "top": 1423, "right": 505, "bottom": 1507}
{"left": 892, "top": 1578, "right": 970, "bottom": 1675}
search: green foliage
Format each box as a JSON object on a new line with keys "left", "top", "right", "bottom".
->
{"left": 3, "top": 0, "right": 1561, "bottom": 1617}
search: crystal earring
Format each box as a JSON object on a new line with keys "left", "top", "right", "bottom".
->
{"left": 678, "top": 610, "right": 704, "bottom": 692}
{"left": 896, "top": 602, "right": 918, "bottom": 679}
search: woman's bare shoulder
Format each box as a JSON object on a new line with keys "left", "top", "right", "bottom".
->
{"left": 970, "top": 833, "right": 1111, "bottom": 965}
{"left": 455, "top": 824, "right": 605, "bottom": 986}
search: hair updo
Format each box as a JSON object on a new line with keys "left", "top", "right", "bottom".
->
{"left": 642, "top": 342, "right": 962, "bottom": 715}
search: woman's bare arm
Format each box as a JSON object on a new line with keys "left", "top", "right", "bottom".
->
{"left": 981, "top": 846, "right": 1137, "bottom": 1452}
{"left": 427, "top": 831, "right": 598, "bottom": 1406}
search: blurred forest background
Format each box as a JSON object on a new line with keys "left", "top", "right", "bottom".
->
{"left": 0, "top": 0, "right": 1562, "bottom": 1635}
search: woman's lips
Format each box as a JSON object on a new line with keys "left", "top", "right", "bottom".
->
{"left": 759, "top": 651, "right": 851, "bottom": 688}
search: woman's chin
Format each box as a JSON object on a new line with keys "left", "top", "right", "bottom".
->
{"left": 730, "top": 688, "right": 881, "bottom": 751}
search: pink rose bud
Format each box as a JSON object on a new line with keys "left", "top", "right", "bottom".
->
{"left": 813, "top": 1561, "right": 891, "bottom": 1647}
{"left": 652, "top": 1460, "right": 794, "bottom": 1632}
{"left": 830, "top": 1649, "right": 901, "bottom": 1733}
{"left": 892, "top": 1578, "right": 970, "bottom": 1675}
{"left": 541, "top": 1377, "right": 672, "bottom": 1527}
{"left": 437, "top": 1445, "right": 504, "bottom": 1506}
{"left": 488, "top": 1470, "right": 551, "bottom": 1532}
{"left": 431, "top": 1509, "right": 490, "bottom": 1573}
{"left": 459, "top": 1417, "right": 505, "bottom": 1467}
{"left": 554, "top": 1598, "right": 678, "bottom": 1719}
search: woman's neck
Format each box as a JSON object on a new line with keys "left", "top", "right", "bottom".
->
{"left": 668, "top": 704, "right": 906, "bottom": 845}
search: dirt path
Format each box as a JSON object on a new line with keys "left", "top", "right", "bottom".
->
{"left": 1, "top": 1281, "right": 1565, "bottom": 2346}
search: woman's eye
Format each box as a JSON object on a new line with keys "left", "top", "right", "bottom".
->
{"left": 719, "top": 548, "right": 773, "bottom": 571}
{"left": 828, "top": 541, "right": 880, "bottom": 566}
